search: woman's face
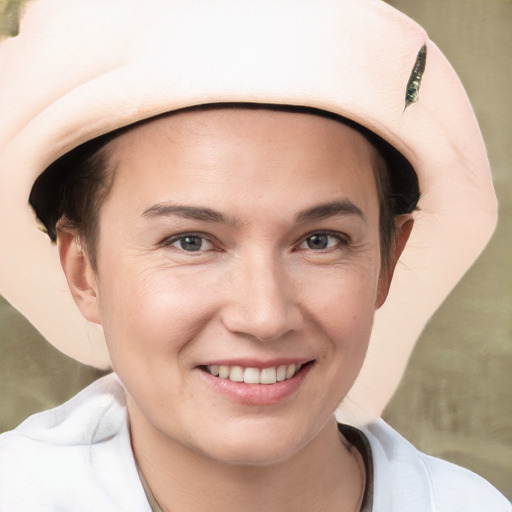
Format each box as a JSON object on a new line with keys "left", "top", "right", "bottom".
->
{"left": 77, "top": 108, "right": 394, "bottom": 465}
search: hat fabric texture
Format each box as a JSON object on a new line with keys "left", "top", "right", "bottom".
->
{"left": 0, "top": 0, "right": 496, "bottom": 420}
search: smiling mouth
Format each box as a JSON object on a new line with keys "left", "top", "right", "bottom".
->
{"left": 200, "top": 362, "right": 314, "bottom": 385}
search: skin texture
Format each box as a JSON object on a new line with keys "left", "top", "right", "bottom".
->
{"left": 58, "top": 109, "right": 412, "bottom": 512}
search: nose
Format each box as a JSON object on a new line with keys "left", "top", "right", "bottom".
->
{"left": 220, "top": 255, "right": 303, "bottom": 342}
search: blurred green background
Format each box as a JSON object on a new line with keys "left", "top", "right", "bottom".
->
{"left": 1, "top": 0, "right": 511, "bottom": 500}
{"left": 383, "top": 0, "right": 512, "bottom": 499}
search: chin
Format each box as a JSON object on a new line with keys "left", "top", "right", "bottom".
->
{"left": 202, "top": 437, "right": 305, "bottom": 468}
{"left": 188, "top": 414, "right": 322, "bottom": 467}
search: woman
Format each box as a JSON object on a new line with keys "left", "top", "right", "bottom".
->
{"left": 0, "top": 0, "right": 509, "bottom": 510}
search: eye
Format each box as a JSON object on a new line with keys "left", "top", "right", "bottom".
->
{"left": 299, "top": 232, "right": 346, "bottom": 251}
{"left": 166, "top": 234, "right": 214, "bottom": 252}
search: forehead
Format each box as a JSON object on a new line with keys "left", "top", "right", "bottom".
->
{"left": 102, "top": 107, "right": 381, "bottom": 219}
{"left": 109, "top": 107, "right": 379, "bottom": 162}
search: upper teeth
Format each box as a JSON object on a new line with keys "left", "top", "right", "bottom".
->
{"left": 207, "top": 364, "right": 302, "bottom": 384}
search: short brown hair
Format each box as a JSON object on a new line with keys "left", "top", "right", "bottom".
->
{"left": 29, "top": 104, "right": 419, "bottom": 270}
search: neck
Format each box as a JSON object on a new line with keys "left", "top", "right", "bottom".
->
{"left": 129, "top": 405, "right": 365, "bottom": 512}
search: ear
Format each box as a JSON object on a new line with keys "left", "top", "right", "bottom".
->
{"left": 57, "top": 229, "right": 101, "bottom": 325}
{"left": 375, "top": 215, "right": 414, "bottom": 309}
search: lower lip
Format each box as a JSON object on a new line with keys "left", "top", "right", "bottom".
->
{"left": 197, "top": 364, "right": 312, "bottom": 405}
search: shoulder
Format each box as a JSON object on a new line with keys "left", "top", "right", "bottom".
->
{"left": 0, "top": 373, "right": 148, "bottom": 511}
{"left": 362, "top": 419, "right": 511, "bottom": 511}
{"left": 418, "top": 451, "right": 511, "bottom": 511}
{"left": 1, "top": 372, "right": 125, "bottom": 443}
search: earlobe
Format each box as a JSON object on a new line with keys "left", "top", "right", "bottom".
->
{"left": 375, "top": 216, "right": 414, "bottom": 309}
{"left": 57, "top": 229, "right": 101, "bottom": 325}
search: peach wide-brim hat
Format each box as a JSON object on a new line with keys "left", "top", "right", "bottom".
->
{"left": 0, "top": 0, "right": 496, "bottom": 421}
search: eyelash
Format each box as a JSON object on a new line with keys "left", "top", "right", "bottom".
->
{"left": 162, "top": 232, "right": 216, "bottom": 253}
{"left": 296, "top": 231, "right": 349, "bottom": 252}
{"left": 162, "top": 230, "right": 349, "bottom": 253}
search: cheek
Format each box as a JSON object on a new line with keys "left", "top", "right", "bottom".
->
{"left": 95, "top": 256, "right": 221, "bottom": 368}
{"left": 95, "top": 264, "right": 223, "bottom": 427}
{"left": 299, "top": 263, "right": 379, "bottom": 335}
{"left": 296, "top": 262, "right": 379, "bottom": 390}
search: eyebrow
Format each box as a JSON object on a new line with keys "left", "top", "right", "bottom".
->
{"left": 296, "top": 200, "right": 365, "bottom": 223}
{"left": 141, "top": 199, "right": 364, "bottom": 225}
{"left": 142, "top": 203, "right": 235, "bottom": 225}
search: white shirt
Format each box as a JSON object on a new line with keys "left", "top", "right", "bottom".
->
{"left": 0, "top": 373, "right": 510, "bottom": 511}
